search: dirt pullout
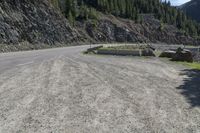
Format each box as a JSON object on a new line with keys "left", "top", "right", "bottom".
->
{"left": 0, "top": 49, "right": 199, "bottom": 132}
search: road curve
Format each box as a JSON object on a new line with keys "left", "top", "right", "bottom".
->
{"left": 0, "top": 45, "right": 199, "bottom": 133}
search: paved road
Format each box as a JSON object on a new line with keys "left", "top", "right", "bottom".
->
{"left": 0, "top": 45, "right": 199, "bottom": 133}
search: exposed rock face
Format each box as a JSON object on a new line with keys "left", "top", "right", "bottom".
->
{"left": 0, "top": 0, "right": 82, "bottom": 45}
{"left": 0, "top": 0, "right": 199, "bottom": 52}
{"left": 77, "top": 15, "right": 200, "bottom": 46}
{"left": 82, "top": 19, "right": 147, "bottom": 43}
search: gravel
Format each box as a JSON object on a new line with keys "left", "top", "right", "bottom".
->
{"left": 0, "top": 45, "right": 199, "bottom": 133}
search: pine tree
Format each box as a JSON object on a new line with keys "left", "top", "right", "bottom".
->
{"left": 51, "top": 0, "right": 59, "bottom": 9}
{"left": 68, "top": 11, "right": 75, "bottom": 26}
{"left": 54, "top": 0, "right": 200, "bottom": 37}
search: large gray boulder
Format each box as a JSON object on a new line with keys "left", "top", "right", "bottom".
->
{"left": 141, "top": 48, "right": 155, "bottom": 56}
{"left": 159, "top": 50, "right": 176, "bottom": 58}
{"left": 193, "top": 51, "right": 200, "bottom": 62}
{"left": 172, "top": 48, "right": 193, "bottom": 63}
{"left": 97, "top": 49, "right": 141, "bottom": 56}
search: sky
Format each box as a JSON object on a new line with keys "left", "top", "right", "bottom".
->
{"left": 164, "top": 0, "right": 191, "bottom": 6}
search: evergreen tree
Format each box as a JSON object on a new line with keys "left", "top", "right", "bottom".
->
{"left": 52, "top": 0, "right": 200, "bottom": 37}
{"left": 68, "top": 11, "right": 75, "bottom": 26}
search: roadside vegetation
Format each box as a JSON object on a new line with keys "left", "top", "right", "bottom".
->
{"left": 178, "top": 62, "right": 200, "bottom": 70}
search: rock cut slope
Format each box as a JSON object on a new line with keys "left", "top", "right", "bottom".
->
{"left": 0, "top": 0, "right": 200, "bottom": 52}
{"left": 0, "top": 0, "right": 84, "bottom": 45}
{"left": 76, "top": 14, "right": 200, "bottom": 45}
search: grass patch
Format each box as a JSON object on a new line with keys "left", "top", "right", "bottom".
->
{"left": 154, "top": 50, "right": 162, "bottom": 57}
{"left": 177, "top": 62, "right": 200, "bottom": 70}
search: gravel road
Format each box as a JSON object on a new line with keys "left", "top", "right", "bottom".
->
{"left": 0, "top": 45, "right": 199, "bottom": 133}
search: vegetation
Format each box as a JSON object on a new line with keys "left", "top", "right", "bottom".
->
{"left": 51, "top": 0, "right": 99, "bottom": 22}
{"left": 50, "top": 0, "right": 59, "bottom": 9}
{"left": 178, "top": 62, "right": 200, "bottom": 70}
{"left": 50, "top": 0, "right": 200, "bottom": 37}
{"left": 86, "top": 0, "right": 200, "bottom": 37}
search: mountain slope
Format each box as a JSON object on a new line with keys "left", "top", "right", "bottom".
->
{"left": 67, "top": 0, "right": 200, "bottom": 45}
{"left": 0, "top": 0, "right": 200, "bottom": 52}
{"left": 64, "top": 0, "right": 200, "bottom": 37}
{"left": 0, "top": 0, "right": 87, "bottom": 50}
{"left": 76, "top": 14, "right": 199, "bottom": 45}
{"left": 181, "top": 0, "right": 200, "bottom": 22}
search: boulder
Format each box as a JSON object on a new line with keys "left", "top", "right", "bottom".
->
{"left": 97, "top": 49, "right": 140, "bottom": 56}
{"left": 159, "top": 50, "right": 176, "bottom": 58}
{"left": 193, "top": 51, "right": 200, "bottom": 62}
{"left": 142, "top": 48, "right": 155, "bottom": 56}
{"left": 172, "top": 48, "right": 193, "bottom": 62}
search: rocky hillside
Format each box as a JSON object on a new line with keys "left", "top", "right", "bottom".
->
{"left": 77, "top": 14, "right": 200, "bottom": 45}
{"left": 0, "top": 0, "right": 200, "bottom": 52}
{"left": 0, "top": 0, "right": 89, "bottom": 51}
{"left": 181, "top": 0, "right": 200, "bottom": 22}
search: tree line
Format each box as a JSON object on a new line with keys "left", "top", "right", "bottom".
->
{"left": 51, "top": 0, "right": 98, "bottom": 26}
{"left": 50, "top": 0, "right": 200, "bottom": 37}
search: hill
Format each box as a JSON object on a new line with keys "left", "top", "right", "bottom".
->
{"left": 0, "top": 0, "right": 88, "bottom": 51}
{"left": 0, "top": 0, "right": 200, "bottom": 52}
{"left": 181, "top": 0, "right": 200, "bottom": 23}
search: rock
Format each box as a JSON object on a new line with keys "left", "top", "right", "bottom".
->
{"left": 159, "top": 50, "right": 176, "bottom": 58}
{"left": 0, "top": 0, "right": 200, "bottom": 52}
{"left": 97, "top": 49, "right": 141, "bottom": 56}
{"left": 172, "top": 48, "right": 193, "bottom": 62}
{"left": 87, "top": 45, "right": 103, "bottom": 52}
{"left": 0, "top": 0, "right": 82, "bottom": 45}
{"left": 193, "top": 51, "right": 200, "bottom": 62}
{"left": 148, "top": 45, "right": 156, "bottom": 51}
{"left": 142, "top": 48, "right": 155, "bottom": 56}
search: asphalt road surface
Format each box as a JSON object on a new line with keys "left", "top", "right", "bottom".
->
{"left": 0, "top": 45, "right": 199, "bottom": 133}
